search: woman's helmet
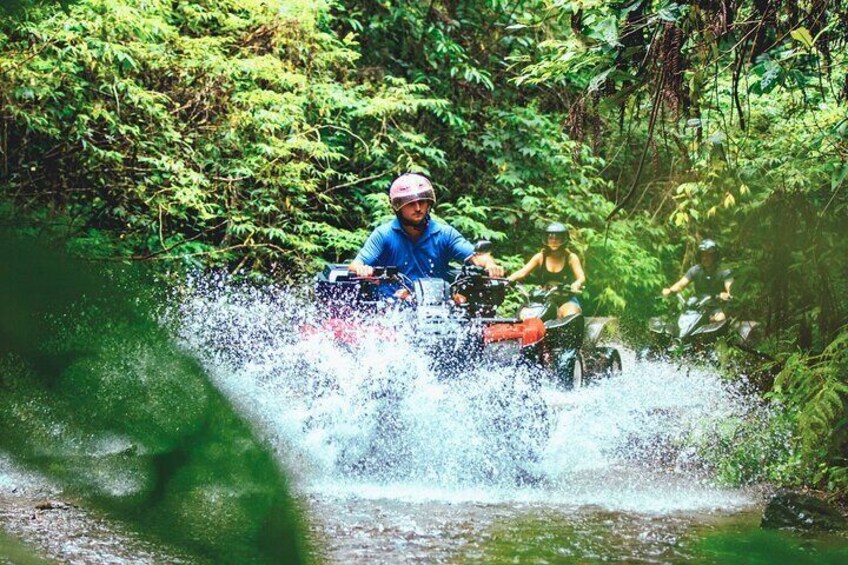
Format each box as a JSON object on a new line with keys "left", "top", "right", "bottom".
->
{"left": 389, "top": 173, "right": 436, "bottom": 212}
{"left": 697, "top": 239, "right": 720, "bottom": 263}
{"left": 545, "top": 222, "right": 569, "bottom": 248}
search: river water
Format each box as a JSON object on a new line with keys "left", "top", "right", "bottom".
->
{"left": 169, "top": 277, "right": 848, "bottom": 563}
{"left": 2, "top": 273, "right": 847, "bottom": 563}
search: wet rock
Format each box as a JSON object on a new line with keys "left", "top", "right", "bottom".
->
{"left": 34, "top": 500, "right": 76, "bottom": 511}
{"left": 761, "top": 488, "right": 848, "bottom": 532}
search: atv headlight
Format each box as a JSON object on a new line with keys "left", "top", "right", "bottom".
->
{"left": 485, "top": 338, "right": 523, "bottom": 364}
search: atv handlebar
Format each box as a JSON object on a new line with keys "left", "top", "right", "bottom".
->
{"left": 350, "top": 265, "right": 397, "bottom": 280}
{"left": 661, "top": 292, "right": 730, "bottom": 301}
{"left": 369, "top": 266, "right": 398, "bottom": 278}
{"left": 350, "top": 266, "right": 414, "bottom": 291}
{"left": 513, "top": 282, "right": 581, "bottom": 301}
{"left": 660, "top": 292, "right": 730, "bottom": 309}
{"left": 451, "top": 264, "right": 510, "bottom": 288}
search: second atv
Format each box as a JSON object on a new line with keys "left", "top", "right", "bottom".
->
{"left": 514, "top": 284, "right": 622, "bottom": 388}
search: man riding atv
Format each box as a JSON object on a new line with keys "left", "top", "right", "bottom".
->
{"left": 314, "top": 172, "right": 619, "bottom": 388}
{"left": 662, "top": 239, "right": 733, "bottom": 322}
{"left": 348, "top": 172, "right": 504, "bottom": 282}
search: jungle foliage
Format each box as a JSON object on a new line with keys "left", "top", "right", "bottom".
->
{"left": 0, "top": 230, "right": 311, "bottom": 563}
{"left": 1, "top": 1, "right": 847, "bottom": 491}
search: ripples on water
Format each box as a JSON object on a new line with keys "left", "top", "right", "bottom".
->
{"left": 170, "top": 275, "right": 784, "bottom": 561}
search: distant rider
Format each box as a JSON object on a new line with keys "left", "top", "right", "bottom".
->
{"left": 348, "top": 172, "right": 504, "bottom": 280}
{"left": 507, "top": 222, "right": 586, "bottom": 318}
{"left": 662, "top": 239, "right": 733, "bottom": 321}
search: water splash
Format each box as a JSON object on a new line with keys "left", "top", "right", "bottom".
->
{"left": 172, "top": 274, "right": 776, "bottom": 512}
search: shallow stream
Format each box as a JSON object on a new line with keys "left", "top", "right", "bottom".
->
{"left": 170, "top": 278, "right": 848, "bottom": 563}
{"left": 2, "top": 275, "right": 847, "bottom": 563}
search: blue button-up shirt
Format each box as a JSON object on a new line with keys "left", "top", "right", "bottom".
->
{"left": 354, "top": 218, "right": 476, "bottom": 281}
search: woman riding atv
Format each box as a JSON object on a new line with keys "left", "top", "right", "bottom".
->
{"left": 662, "top": 239, "right": 733, "bottom": 322}
{"left": 507, "top": 222, "right": 585, "bottom": 318}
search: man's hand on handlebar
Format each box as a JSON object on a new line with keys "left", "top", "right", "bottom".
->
{"left": 487, "top": 264, "right": 505, "bottom": 278}
{"left": 662, "top": 287, "right": 674, "bottom": 297}
{"left": 719, "top": 291, "right": 732, "bottom": 301}
{"left": 348, "top": 262, "right": 374, "bottom": 278}
{"left": 468, "top": 252, "right": 504, "bottom": 278}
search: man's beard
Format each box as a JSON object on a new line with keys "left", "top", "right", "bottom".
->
{"left": 398, "top": 211, "right": 430, "bottom": 230}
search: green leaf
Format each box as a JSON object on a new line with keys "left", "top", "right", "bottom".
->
{"left": 657, "top": 2, "right": 686, "bottom": 23}
{"left": 832, "top": 162, "right": 848, "bottom": 190}
{"left": 587, "top": 67, "right": 613, "bottom": 93}
{"left": 751, "top": 59, "right": 783, "bottom": 94}
{"left": 790, "top": 27, "right": 814, "bottom": 49}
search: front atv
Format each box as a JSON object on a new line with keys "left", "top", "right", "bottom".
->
{"left": 311, "top": 263, "right": 546, "bottom": 372}
{"left": 309, "top": 262, "right": 553, "bottom": 484}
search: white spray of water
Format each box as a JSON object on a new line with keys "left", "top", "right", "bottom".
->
{"left": 170, "top": 275, "right": 773, "bottom": 512}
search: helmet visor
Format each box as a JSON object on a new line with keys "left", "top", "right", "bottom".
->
{"left": 546, "top": 232, "right": 567, "bottom": 246}
{"left": 391, "top": 188, "right": 436, "bottom": 212}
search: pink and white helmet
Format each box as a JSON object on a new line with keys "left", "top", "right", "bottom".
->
{"left": 389, "top": 173, "right": 436, "bottom": 212}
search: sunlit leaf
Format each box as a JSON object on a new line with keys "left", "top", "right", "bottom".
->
{"left": 789, "top": 27, "right": 814, "bottom": 49}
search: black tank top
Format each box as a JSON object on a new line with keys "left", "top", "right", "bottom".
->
{"left": 533, "top": 248, "right": 573, "bottom": 286}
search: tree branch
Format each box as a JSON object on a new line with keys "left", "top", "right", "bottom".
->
{"left": 605, "top": 69, "right": 666, "bottom": 222}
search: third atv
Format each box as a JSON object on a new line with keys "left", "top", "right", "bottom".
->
{"left": 643, "top": 293, "right": 759, "bottom": 362}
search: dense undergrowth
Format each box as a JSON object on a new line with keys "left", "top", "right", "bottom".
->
{"left": 1, "top": 0, "right": 846, "bottom": 495}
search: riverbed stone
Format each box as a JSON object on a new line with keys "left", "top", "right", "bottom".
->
{"left": 761, "top": 488, "right": 848, "bottom": 531}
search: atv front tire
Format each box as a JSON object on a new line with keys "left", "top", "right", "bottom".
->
{"left": 595, "top": 346, "right": 622, "bottom": 376}
{"left": 553, "top": 350, "right": 584, "bottom": 389}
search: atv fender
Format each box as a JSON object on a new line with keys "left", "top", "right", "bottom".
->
{"left": 584, "top": 316, "right": 617, "bottom": 347}
{"left": 545, "top": 315, "right": 584, "bottom": 351}
{"left": 690, "top": 318, "right": 730, "bottom": 339}
{"left": 648, "top": 316, "right": 671, "bottom": 335}
{"left": 734, "top": 320, "right": 760, "bottom": 343}
{"left": 483, "top": 318, "right": 546, "bottom": 346}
